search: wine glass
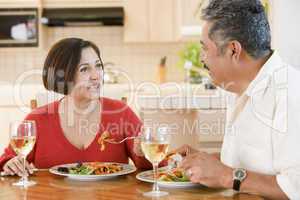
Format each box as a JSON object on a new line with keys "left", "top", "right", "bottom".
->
{"left": 140, "top": 126, "right": 171, "bottom": 197}
{"left": 9, "top": 120, "right": 37, "bottom": 187}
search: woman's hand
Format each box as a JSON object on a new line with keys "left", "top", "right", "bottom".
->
{"left": 133, "top": 137, "right": 144, "bottom": 157}
{"left": 3, "top": 156, "right": 35, "bottom": 176}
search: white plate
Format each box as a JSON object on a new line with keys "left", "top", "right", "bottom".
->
{"left": 136, "top": 168, "right": 203, "bottom": 188}
{"left": 49, "top": 162, "right": 136, "bottom": 181}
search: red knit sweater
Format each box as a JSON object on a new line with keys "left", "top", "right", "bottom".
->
{"left": 0, "top": 98, "right": 152, "bottom": 171}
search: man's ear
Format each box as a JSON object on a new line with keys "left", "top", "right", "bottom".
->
{"left": 228, "top": 41, "right": 242, "bottom": 63}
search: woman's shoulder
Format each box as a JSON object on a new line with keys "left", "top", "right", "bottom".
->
{"left": 26, "top": 101, "right": 58, "bottom": 120}
{"left": 101, "top": 97, "right": 128, "bottom": 112}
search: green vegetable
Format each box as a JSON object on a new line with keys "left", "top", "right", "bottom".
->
{"left": 69, "top": 165, "right": 94, "bottom": 175}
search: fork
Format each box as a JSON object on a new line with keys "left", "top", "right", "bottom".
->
{"left": 104, "top": 136, "right": 140, "bottom": 144}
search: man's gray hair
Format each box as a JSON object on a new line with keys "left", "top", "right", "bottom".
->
{"left": 201, "top": 0, "right": 271, "bottom": 59}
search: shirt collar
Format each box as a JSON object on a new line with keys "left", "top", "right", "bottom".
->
{"left": 244, "top": 51, "right": 283, "bottom": 97}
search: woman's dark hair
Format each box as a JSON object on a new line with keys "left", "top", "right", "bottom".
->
{"left": 201, "top": 0, "right": 272, "bottom": 59}
{"left": 42, "top": 38, "right": 103, "bottom": 95}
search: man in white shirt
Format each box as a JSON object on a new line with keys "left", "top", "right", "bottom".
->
{"left": 176, "top": 0, "right": 300, "bottom": 199}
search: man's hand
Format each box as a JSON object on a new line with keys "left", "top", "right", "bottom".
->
{"left": 179, "top": 151, "right": 232, "bottom": 188}
{"left": 168, "top": 144, "right": 199, "bottom": 157}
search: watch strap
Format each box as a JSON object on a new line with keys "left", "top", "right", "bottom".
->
{"left": 233, "top": 179, "right": 241, "bottom": 191}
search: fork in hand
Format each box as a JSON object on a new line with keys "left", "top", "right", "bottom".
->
{"left": 104, "top": 136, "right": 141, "bottom": 144}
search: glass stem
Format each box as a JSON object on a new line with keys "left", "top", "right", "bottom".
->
{"left": 22, "top": 156, "right": 28, "bottom": 184}
{"left": 152, "top": 163, "right": 159, "bottom": 192}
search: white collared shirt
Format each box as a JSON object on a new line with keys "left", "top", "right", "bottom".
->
{"left": 221, "top": 52, "right": 300, "bottom": 199}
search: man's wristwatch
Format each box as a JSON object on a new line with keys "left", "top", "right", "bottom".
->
{"left": 232, "top": 168, "right": 247, "bottom": 191}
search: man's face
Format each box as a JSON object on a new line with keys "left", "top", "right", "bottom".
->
{"left": 200, "top": 22, "right": 236, "bottom": 90}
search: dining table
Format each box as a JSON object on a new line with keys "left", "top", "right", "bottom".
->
{"left": 0, "top": 171, "right": 264, "bottom": 200}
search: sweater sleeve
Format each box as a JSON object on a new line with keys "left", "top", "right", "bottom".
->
{"left": 0, "top": 112, "right": 38, "bottom": 171}
{"left": 0, "top": 145, "right": 17, "bottom": 171}
{"left": 123, "top": 106, "right": 152, "bottom": 170}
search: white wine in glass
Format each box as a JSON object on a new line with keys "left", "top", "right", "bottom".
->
{"left": 9, "top": 120, "right": 37, "bottom": 187}
{"left": 141, "top": 126, "right": 171, "bottom": 197}
{"left": 141, "top": 142, "right": 169, "bottom": 164}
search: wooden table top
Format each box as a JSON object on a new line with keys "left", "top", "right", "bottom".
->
{"left": 0, "top": 171, "right": 264, "bottom": 200}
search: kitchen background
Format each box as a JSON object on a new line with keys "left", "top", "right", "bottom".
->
{"left": 0, "top": 0, "right": 300, "bottom": 153}
{"left": 0, "top": 26, "right": 186, "bottom": 84}
{"left": 0, "top": 0, "right": 299, "bottom": 84}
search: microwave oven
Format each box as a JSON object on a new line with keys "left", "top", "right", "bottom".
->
{"left": 0, "top": 8, "right": 38, "bottom": 47}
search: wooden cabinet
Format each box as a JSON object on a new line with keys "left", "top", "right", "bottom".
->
{"left": 180, "top": 0, "right": 203, "bottom": 40}
{"left": 181, "top": 0, "right": 202, "bottom": 27}
{"left": 139, "top": 109, "right": 201, "bottom": 151}
{"left": 197, "top": 109, "right": 225, "bottom": 153}
{"left": 139, "top": 108, "right": 225, "bottom": 153}
{"left": 149, "top": 0, "right": 181, "bottom": 42}
{"left": 0, "top": 0, "right": 41, "bottom": 8}
{"left": 124, "top": 0, "right": 204, "bottom": 42}
{"left": 123, "top": 0, "right": 148, "bottom": 42}
{"left": 41, "top": 0, "right": 123, "bottom": 8}
{"left": 124, "top": 0, "right": 181, "bottom": 42}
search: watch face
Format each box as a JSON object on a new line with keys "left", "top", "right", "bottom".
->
{"left": 234, "top": 169, "right": 246, "bottom": 179}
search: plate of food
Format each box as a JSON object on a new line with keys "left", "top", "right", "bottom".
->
{"left": 49, "top": 162, "right": 136, "bottom": 181}
{"left": 136, "top": 167, "right": 203, "bottom": 188}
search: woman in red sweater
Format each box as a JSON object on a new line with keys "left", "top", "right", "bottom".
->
{"left": 0, "top": 38, "right": 151, "bottom": 176}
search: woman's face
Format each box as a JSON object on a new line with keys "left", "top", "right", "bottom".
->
{"left": 71, "top": 47, "right": 103, "bottom": 101}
